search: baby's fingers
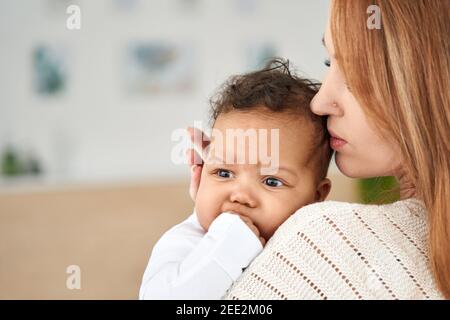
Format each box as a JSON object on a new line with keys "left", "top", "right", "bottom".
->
{"left": 189, "top": 164, "right": 202, "bottom": 201}
{"left": 247, "top": 223, "right": 260, "bottom": 237}
{"left": 186, "top": 148, "right": 203, "bottom": 166}
{"left": 187, "top": 127, "right": 210, "bottom": 153}
{"left": 259, "top": 236, "right": 266, "bottom": 247}
{"left": 248, "top": 224, "right": 266, "bottom": 247}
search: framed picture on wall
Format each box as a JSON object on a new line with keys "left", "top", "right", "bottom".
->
{"left": 245, "top": 42, "right": 277, "bottom": 71}
{"left": 33, "top": 45, "right": 68, "bottom": 96}
{"left": 123, "top": 42, "right": 197, "bottom": 95}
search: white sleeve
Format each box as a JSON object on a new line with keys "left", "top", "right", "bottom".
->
{"left": 139, "top": 211, "right": 263, "bottom": 300}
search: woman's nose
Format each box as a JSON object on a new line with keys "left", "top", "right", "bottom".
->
{"left": 310, "top": 76, "right": 343, "bottom": 117}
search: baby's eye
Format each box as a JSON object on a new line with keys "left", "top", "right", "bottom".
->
{"left": 216, "top": 169, "right": 233, "bottom": 179}
{"left": 324, "top": 58, "right": 331, "bottom": 67}
{"left": 263, "top": 177, "right": 284, "bottom": 188}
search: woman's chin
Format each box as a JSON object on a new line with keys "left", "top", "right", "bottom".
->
{"left": 335, "top": 154, "right": 368, "bottom": 178}
{"left": 336, "top": 152, "right": 400, "bottom": 179}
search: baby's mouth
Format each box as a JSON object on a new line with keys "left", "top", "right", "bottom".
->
{"left": 222, "top": 204, "right": 252, "bottom": 218}
{"left": 222, "top": 209, "right": 249, "bottom": 219}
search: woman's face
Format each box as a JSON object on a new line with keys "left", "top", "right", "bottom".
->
{"left": 310, "top": 17, "right": 401, "bottom": 178}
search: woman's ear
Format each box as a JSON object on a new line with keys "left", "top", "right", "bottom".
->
{"left": 315, "top": 178, "right": 332, "bottom": 202}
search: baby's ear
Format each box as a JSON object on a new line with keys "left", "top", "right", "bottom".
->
{"left": 315, "top": 178, "right": 332, "bottom": 202}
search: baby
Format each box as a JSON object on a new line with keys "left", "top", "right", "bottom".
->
{"left": 139, "top": 59, "right": 333, "bottom": 299}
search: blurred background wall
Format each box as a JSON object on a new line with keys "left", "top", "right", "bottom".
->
{"left": 0, "top": 0, "right": 332, "bottom": 183}
{"left": 0, "top": 0, "right": 365, "bottom": 299}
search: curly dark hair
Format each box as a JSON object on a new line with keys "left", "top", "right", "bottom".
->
{"left": 209, "top": 58, "right": 333, "bottom": 181}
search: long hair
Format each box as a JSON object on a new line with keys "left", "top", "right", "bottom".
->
{"left": 331, "top": 0, "right": 450, "bottom": 298}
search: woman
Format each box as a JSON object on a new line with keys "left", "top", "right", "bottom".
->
{"left": 188, "top": 0, "right": 449, "bottom": 299}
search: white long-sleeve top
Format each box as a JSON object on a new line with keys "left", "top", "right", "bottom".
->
{"left": 139, "top": 211, "right": 263, "bottom": 300}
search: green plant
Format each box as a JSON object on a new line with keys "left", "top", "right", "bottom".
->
{"left": 1, "top": 147, "right": 24, "bottom": 176}
{"left": 358, "top": 176, "right": 400, "bottom": 204}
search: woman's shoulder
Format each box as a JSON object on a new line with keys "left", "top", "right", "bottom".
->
{"left": 282, "top": 198, "right": 428, "bottom": 236}
{"left": 269, "top": 199, "right": 432, "bottom": 281}
{"left": 225, "top": 198, "right": 441, "bottom": 300}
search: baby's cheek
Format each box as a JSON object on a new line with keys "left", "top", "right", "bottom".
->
{"left": 195, "top": 181, "right": 221, "bottom": 231}
{"left": 260, "top": 196, "right": 303, "bottom": 239}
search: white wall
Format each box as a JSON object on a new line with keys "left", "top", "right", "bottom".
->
{"left": 0, "top": 0, "right": 332, "bottom": 185}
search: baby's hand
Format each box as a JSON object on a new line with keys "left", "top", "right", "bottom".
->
{"left": 236, "top": 215, "right": 266, "bottom": 247}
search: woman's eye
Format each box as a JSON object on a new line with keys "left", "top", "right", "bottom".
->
{"left": 344, "top": 82, "right": 351, "bottom": 92}
{"left": 324, "top": 58, "right": 331, "bottom": 67}
{"left": 216, "top": 169, "right": 232, "bottom": 179}
{"left": 264, "top": 177, "right": 284, "bottom": 188}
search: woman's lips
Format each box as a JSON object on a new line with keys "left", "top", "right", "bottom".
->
{"left": 330, "top": 136, "right": 347, "bottom": 149}
{"left": 328, "top": 128, "right": 348, "bottom": 150}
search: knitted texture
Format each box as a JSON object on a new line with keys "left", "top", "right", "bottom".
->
{"left": 223, "top": 199, "right": 443, "bottom": 300}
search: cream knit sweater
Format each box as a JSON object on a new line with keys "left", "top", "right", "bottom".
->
{"left": 223, "top": 198, "right": 443, "bottom": 300}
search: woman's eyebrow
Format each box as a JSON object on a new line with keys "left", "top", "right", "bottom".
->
{"left": 322, "top": 35, "right": 335, "bottom": 58}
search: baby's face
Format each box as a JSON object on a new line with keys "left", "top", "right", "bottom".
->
{"left": 195, "top": 109, "right": 321, "bottom": 240}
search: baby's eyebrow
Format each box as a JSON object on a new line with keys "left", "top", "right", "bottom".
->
{"left": 204, "top": 155, "right": 232, "bottom": 166}
{"left": 273, "top": 166, "right": 298, "bottom": 178}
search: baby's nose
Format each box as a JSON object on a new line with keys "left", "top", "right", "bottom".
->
{"left": 229, "top": 189, "right": 257, "bottom": 208}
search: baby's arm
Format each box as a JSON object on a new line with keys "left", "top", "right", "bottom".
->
{"left": 139, "top": 212, "right": 263, "bottom": 300}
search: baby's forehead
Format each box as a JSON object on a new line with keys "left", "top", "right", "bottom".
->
{"left": 208, "top": 111, "right": 316, "bottom": 167}
{"left": 213, "top": 109, "right": 314, "bottom": 132}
